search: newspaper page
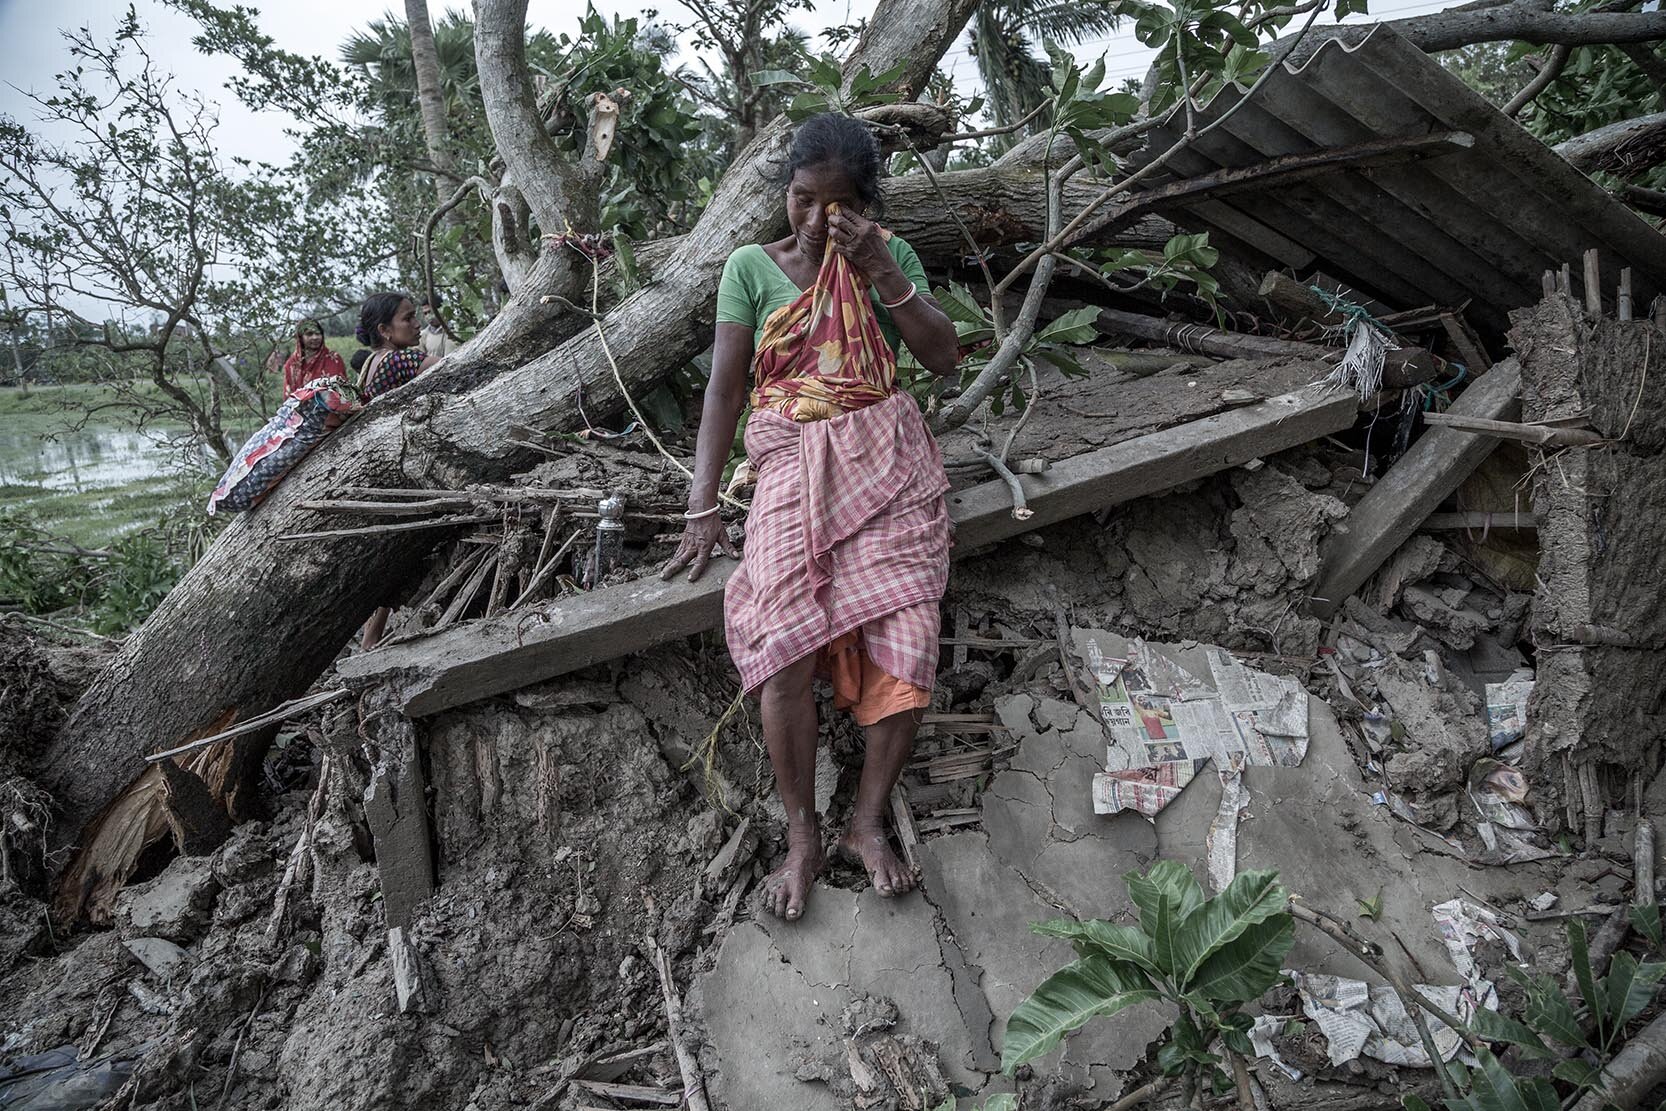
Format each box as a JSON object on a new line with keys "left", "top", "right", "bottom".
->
{"left": 1082, "top": 633, "right": 1312, "bottom": 819}
{"left": 1485, "top": 667, "right": 1535, "bottom": 750}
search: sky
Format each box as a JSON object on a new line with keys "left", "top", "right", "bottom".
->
{"left": 0, "top": 0, "right": 1466, "bottom": 170}
{"left": 0, "top": 0, "right": 1462, "bottom": 323}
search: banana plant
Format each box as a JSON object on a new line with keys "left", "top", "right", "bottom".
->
{"left": 1001, "top": 862, "right": 1294, "bottom": 1088}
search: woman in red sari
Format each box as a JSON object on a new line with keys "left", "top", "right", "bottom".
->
{"left": 280, "top": 319, "right": 348, "bottom": 398}
{"left": 663, "top": 114, "right": 960, "bottom": 921}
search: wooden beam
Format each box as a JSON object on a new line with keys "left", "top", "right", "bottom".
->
{"left": 1419, "top": 410, "right": 1604, "bottom": 446}
{"left": 1092, "top": 307, "right": 1444, "bottom": 391}
{"left": 1310, "top": 358, "right": 1522, "bottom": 619}
{"left": 339, "top": 387, "right": 1358, "bottom": 715}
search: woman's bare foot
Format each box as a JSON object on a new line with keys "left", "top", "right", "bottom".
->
{"left": 762, "top": 822, "right": 824, "bottom": 921}
{"left": 837, "top": 820, "right": 915, "bottom": 897}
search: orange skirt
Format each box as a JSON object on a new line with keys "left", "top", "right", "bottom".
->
{"left": 822, "top": 629, "right": 931, "bottom": 726}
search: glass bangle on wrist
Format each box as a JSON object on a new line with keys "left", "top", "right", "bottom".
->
{"left": 683, "top": 505, "right": 720, "bottom": 520}
{"left": 879, "top": 285, "right": 918, "bottom": 311}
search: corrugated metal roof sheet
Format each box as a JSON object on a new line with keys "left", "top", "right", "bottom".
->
{"left": 1127, "top": 25, "right": 1666, "bottom": 335}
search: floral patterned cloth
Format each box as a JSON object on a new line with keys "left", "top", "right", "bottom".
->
{"left": 281, "top": 348, "right": 347, "bottom": 398}
{"left": 749, "top": 209, "right": 901, "bottom": 422}
{"left": 358, "top": 346, "right": 426, "bottom": 400}
{"left": 208, "top": 377, "right": 362, "bottom": 515}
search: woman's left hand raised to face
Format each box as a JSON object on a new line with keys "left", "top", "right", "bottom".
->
{"left": 827, "top": 208, "right": 897, "bottom": 284}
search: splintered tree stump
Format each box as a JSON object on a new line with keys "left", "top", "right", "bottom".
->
{"left": 361, "top": 686, "right": 435, "bottom": 930}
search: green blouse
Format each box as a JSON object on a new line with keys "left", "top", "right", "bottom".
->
{"left": 714, "top": 237, "right": 930, "bottom": 357}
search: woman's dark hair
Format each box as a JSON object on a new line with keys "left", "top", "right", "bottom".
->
{"left": 356, "top": 291, "right": 410, "bottom": 347}
{"left": 292, "top": 317, "right": 324, "bottom": 357}
{"left": 778, "top": 113, "right": 884, "bottom": 213}
{"left": 350, "top": 348, "right": 371, "bottom": 372}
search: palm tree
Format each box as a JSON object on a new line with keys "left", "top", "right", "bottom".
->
{"left": 968, "top": 0, "right": 1122, "bottom": 132}
{"left": 406, "top": 0, "right": 456, "bottom": 201}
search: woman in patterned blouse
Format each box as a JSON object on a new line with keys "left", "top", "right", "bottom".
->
{"left": 355, "top": 292, "right": 437, "bottom": 401}
{"left": 353, "top": 292, "right": 440, "bottom": 650}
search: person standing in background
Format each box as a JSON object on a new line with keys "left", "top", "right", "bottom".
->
{"left": 279, "top": 319, "right": 347, "bottom": 398}
{"left": 420, "top": 292, "right": 458, "bottom": 360}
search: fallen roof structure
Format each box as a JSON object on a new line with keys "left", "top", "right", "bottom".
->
{"left": 1126, "top": 25, "right": 1666, "bottom": 336}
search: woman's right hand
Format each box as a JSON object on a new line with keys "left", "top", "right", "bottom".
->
{"left": 661, "top": 512, "right": 740, "bottom": 583}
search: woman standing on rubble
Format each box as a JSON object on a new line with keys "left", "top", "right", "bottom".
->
{"left": 662, "top": 113, "right": 960, "bottom": 922}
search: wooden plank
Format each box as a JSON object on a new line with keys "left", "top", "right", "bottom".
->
{"left": 361, "top": 686, "right": 435, "bottom": 928}
{"left": 339, "top": 385, "right": 1358, "bottom": 715}
{"left": 1310, "top": 359, "right": 1521, "bottom": 620}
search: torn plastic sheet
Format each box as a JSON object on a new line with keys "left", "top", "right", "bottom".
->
{"left": 1081, "top": 634, "right": 1310, "bottom": 820}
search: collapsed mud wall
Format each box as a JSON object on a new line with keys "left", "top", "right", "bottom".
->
{"left": 1513, "top": 296, "right": 1666, "bottom": 826}
{"left": 1, "top": 430, "right": 1565, "bottom": 1110}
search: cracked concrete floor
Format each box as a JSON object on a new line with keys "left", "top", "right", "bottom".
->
{"left": 690, "top": 684, "right": 1555, "bottom": 1109}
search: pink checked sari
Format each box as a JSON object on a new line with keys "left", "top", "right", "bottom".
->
{"left": 723, "top": 222, "right": 952, "bottom": 700}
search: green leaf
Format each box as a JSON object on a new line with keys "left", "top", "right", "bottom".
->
{"left": 807, "top": 55, "right": 843, "bottom": 91}
{"left": 1033, "top": 306, "right": 1101, "bottom": 346}
{"left": 1036, "top": 347, "right": 1089, "bottom": 379}
{"left": 1182, "top": 914, "right": 1294, "bottom": 1003}
{"left": 1001, "top": 954, "right": 1163, "bottom": 1073}
{"left": 1570, "top": 918, "right": 1602, "bottom": 1036}
{"left": 1468, "top": 1007, "right": 1554, "bottom": 1059}
{"left": 1604, "top": 952, "right": 1666, "bottom": 1036}
{"left": 1156, "top": 1039, "right": 1189, "bottom": 1075}
{"left": 866, "top": 61, "right": 908, "bottom": 90}
{"left": 1517, "top": 973, "right": 1587, "bottom": 1050}
{"left": 788, "top": 91, "right": 831, "bottom": 121}
{"left": 1126, "top": 861, "right": 1205, "bottom": 943}
{"left": 934, "top": 283, "right": 990, "bottom": 326}
{"left": 1083, "top": 55, "right": 1106, "bottom": 93}
{"left": 1101, "top": 248, "right": 1149, "bottom": 273}
{"left": 751, "top": 68, "right": 802, "bottom": 87}
{"left": 1632, "top": 902, "right": 1664, "bottom": 952}
{"left": 1220, "top": 1024, "right": 1254, "bottom": 1056}
{"left": 1403, "top": 1096, "right": 1434, "bottom": 1111}
{"left": 1033, "top": 918, "right": 1161, "bottom": 973}
{"left": 1169, "top": 870, "right": 1290, "bottom": 989}
{"left": 1465, "top": 1049, "right": 1561, "bottom": 1111}
{"left": 1551, "top": 1058, "right": 1598, "bottom": 1089}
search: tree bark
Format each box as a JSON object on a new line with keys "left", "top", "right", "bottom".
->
{"left": 1281, "top": 2, "right": 1666, "bottom": 62}
{"left": 1555, "top": 110, "right": 1666, "bottom": 176}
{"left": 43, "top": 0, "right": 984, "bottom": 923}
{"left": 474, "top": 0, "right": 595, "bottom": 237}
{"left": 406, "top": 0, "right": 456, "bottom": 203}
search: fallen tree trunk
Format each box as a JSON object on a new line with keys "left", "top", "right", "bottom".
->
{"left": 40, "top": 0, "right": 982, "bottom": 924}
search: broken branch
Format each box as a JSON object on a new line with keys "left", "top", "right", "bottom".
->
{"left": 144, "top": 689, "right": 348, "bottom": 764}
